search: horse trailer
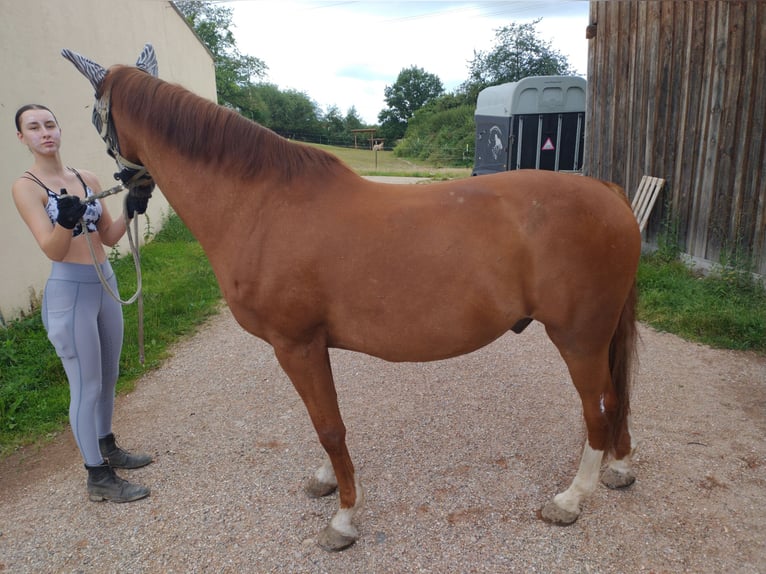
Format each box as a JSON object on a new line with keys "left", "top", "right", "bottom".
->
{"left": 472, "top": 76, "right": 586, "bottom": 176}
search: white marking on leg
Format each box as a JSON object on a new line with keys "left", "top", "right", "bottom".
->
{"left": 627, "top": 415, "right": 637, "bottom": 453}
{"left": 314, "top": 457, "right": 337, "bottom": 488}
{"left": 607, "top": 456, "right": 632, "bottom": 475}
{"left": 606, "top": 416, "right": 636, "bottom": 480}
{"left": 330, "top": 475, "right": 364, "bottom": 537}
{"left": 552, "top": 442, "right": 604, "bottom": 514}
{"left": 330, "top": 508, "right": 359, "bottom": 538}
{"left": 599, "top": 393, "right": 606, "bottom": 414}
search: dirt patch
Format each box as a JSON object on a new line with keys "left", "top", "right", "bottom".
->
{"left": 1, "top": 308, "right": 764, "bottom": 573}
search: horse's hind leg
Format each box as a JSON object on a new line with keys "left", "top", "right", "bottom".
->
{"left": 273, "top": 339, "right": 363, "bottom": 551}
{"left": 540, "top": 344, "right": 632, "bottom": 524}
{"left": 542, "top": 440, "right": 605, "bottom": 524}
{"left": 602, "top": 415, "right": 637, "bottom": 489}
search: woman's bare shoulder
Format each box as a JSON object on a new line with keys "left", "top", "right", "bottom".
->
{"left": 71, "top": 168, "right": 103, "bottom": 192}
{"left": 11, "top": 174, "right": 47, "bottom": 200}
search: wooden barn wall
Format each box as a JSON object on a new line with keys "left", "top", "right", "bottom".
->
{"left": 585, "top": 1, "right": 766, "bottom": 274}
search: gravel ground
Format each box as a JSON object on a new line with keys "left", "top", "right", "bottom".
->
{"left": 1, "top": 305, "right": 764, "bottom": 573}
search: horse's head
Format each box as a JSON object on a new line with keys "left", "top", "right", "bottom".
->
{"left": 61, "top": 45, "right": 158, "bottom": 200}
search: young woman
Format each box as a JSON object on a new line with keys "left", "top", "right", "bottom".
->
{"left": 12, "top": 104, "right": 152, "bottom": 503}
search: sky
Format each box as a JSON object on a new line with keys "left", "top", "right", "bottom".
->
{"left": 225, "top": 1, "right": 591, "bottom": 124}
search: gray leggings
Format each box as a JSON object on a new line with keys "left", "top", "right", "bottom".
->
{"left": 43, "top": 261, "right": 123, "bottom": 466}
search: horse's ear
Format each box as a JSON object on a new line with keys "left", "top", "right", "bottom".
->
{"left": 61, "top": 49, "right": 107, "bottom": 93}
{"left": 135, "top": 44, "right": 158, "bottom": 77}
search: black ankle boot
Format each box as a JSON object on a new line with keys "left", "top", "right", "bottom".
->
{"left": 99, "top": 433, "right": 153, "bottom": 469}
{"left": 85, "top": 463, "right": 150, "bottom": 503}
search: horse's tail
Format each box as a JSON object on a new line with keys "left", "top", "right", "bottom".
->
{"left": 608, "top": 281, "right": 638, "bottom": 456}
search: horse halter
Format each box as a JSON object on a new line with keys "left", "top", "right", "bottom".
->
{"left": 93, "top": 87, "right": 154, "bottom": 195}
{"left": 62, "top": 44, "right": 158, "bottom": 196}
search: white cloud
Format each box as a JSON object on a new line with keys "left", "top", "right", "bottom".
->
{"left": 226, "top": 1, "right": 589, "bottom": 124}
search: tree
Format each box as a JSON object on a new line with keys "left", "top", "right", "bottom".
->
{"left": 174, "top": 1, "right": 267, "bottom": 110}
{"left": 392, "top": 19, "right": 577, "bottom": 166}
{"left": 323, "top": 105, "right": 346, "bottom": 145}
{"left": 344, "top": 107, "right": 364, "bottom": 133}
{"left": 462, "top": 19, "right": 575, "bottom": 100}
{"left": 394, "top": 93, "right": 475, "bottom": 166}
{"left": 246, "top": 85, "right": 321, "bottom": 139}
{"left": 378, "top": 66, "right": 444, "bottom": 143}
{"left": 317, "top": 106, "right": 366, "bottom": 146}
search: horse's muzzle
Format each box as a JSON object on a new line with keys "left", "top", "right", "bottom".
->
{"left": 128, "top": 181, "right": 155, "bottom": 200}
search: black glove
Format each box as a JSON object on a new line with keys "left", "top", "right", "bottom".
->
{"left": 126, "top": 193, "right": 150, "bottom": 219}
{"left": 56, "top": 193, "right": 87, "bottom": 229}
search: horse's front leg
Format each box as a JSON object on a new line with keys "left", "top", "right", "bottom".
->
{"left": 273, "top": 339, "right": 363, "bottom": 551}
{"left": 305, "top": 456, "right": 338, "bottom": 498}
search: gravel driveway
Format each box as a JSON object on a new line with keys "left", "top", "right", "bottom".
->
{"left": 1, "top": 305, "right": 764, "bottom": 573}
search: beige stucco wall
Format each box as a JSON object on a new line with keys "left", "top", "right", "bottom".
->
{"left": 0, "top": 0, "right": 216, "bottom": 323}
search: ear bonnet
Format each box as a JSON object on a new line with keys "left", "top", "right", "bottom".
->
{"left": 61, "top": 44, "right": 158, "bottom": 190}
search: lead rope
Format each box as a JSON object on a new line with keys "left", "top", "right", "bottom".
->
{"left": 83, "top": 186, "right": 145, "bottom": 364}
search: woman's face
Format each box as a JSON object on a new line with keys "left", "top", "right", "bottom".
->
{"left": 17, "top": 109, "right": 61, "bottom": 156}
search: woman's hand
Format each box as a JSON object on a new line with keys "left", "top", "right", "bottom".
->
{"left": 55, "top": 193, "right": 87, "bottom": 229}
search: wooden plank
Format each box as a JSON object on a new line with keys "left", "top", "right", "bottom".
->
{"left": 632, "top": 176, "right": 666, "bottom": 233}
{"left": 591, "top": 1, "right": 609, "bottom": 177}
{"left": 601, "top": 4, "right": 625, "bottom": 179}
{"left": 650, "top": 1, "right": 675, "bottom": 182}
{"left": 656, "top": 1, "right": 683, "bottom": 231}
{"left": 608, "top": 2, "right": 633, "bottom": 189}
{"left": 631, "top": 175, "right": 651, "bottom": 212}
{"left": 640, "top": 0, "right": 653, "bottom": 186}
{"left": 671, "top": 2, "right": 705, "bottom": 238}
{"left": 688, "top": 1, "right": 721, "bottom": 260}
{"left": 584, "top": 1, "right": 601, "bottom": 176}
{"left": 741, "top": 2, "right": 766, "bottom": 274}
{"left": 623, "top": 0, "right": 639, "bottom": 194}
{"left": 737, "top": 1, "right": 760, "bottom": 257}
{"left": 717, "top": 2, "right": 745, "bottom": 252}
{"left": 702, "top": 3, "right": 729, "bottom": 260}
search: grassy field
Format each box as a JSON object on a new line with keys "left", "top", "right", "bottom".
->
{"left": 1, "top": 151, "right": 763, "bottom": 458}
{"left": 310, "top": 143, "right": 471, "bottom": 179}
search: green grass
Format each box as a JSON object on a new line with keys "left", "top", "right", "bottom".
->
{"left": 0, "top": 315, "right": 67, "bottom": 448}
{"left": 1, "top": 157, "right": 764, "bottom": 459}
{"left": 637, "top": 253, "right": 766, "bottom": 352}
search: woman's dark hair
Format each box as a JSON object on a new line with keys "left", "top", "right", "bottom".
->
{"left": 15, "top": 104, "right": 57, "bottom": 131}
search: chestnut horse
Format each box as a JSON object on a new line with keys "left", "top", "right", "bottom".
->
{"left": 63, "top": 46, "right": 640, "bottom": 551}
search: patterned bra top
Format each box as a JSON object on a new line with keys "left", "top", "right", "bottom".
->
{"left": 23, "top": 169, "right": 102, "bottom": 238}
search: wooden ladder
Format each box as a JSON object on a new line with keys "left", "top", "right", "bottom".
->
{"left": 631, "top": 175, "right": 665, "bottom": 233}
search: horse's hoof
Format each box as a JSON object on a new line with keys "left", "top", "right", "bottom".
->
{"left": 540, "top": 500, "right": 580, "bottom": 525}
{"left": 601, "top": 467, "right": 636, "bottom": 489}
{"left": 304, "top": 477, "right": 337, "bottom": 498}
{"left": 316, "top": 524, "right": 357, "bottom": 552}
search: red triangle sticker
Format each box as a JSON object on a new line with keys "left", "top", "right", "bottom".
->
{"left": 541, "top": 137, "right": 555, "bottom": 151}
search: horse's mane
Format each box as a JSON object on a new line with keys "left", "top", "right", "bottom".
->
{"left": 103, "top": 66, "right": 352, "bottom": 182}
